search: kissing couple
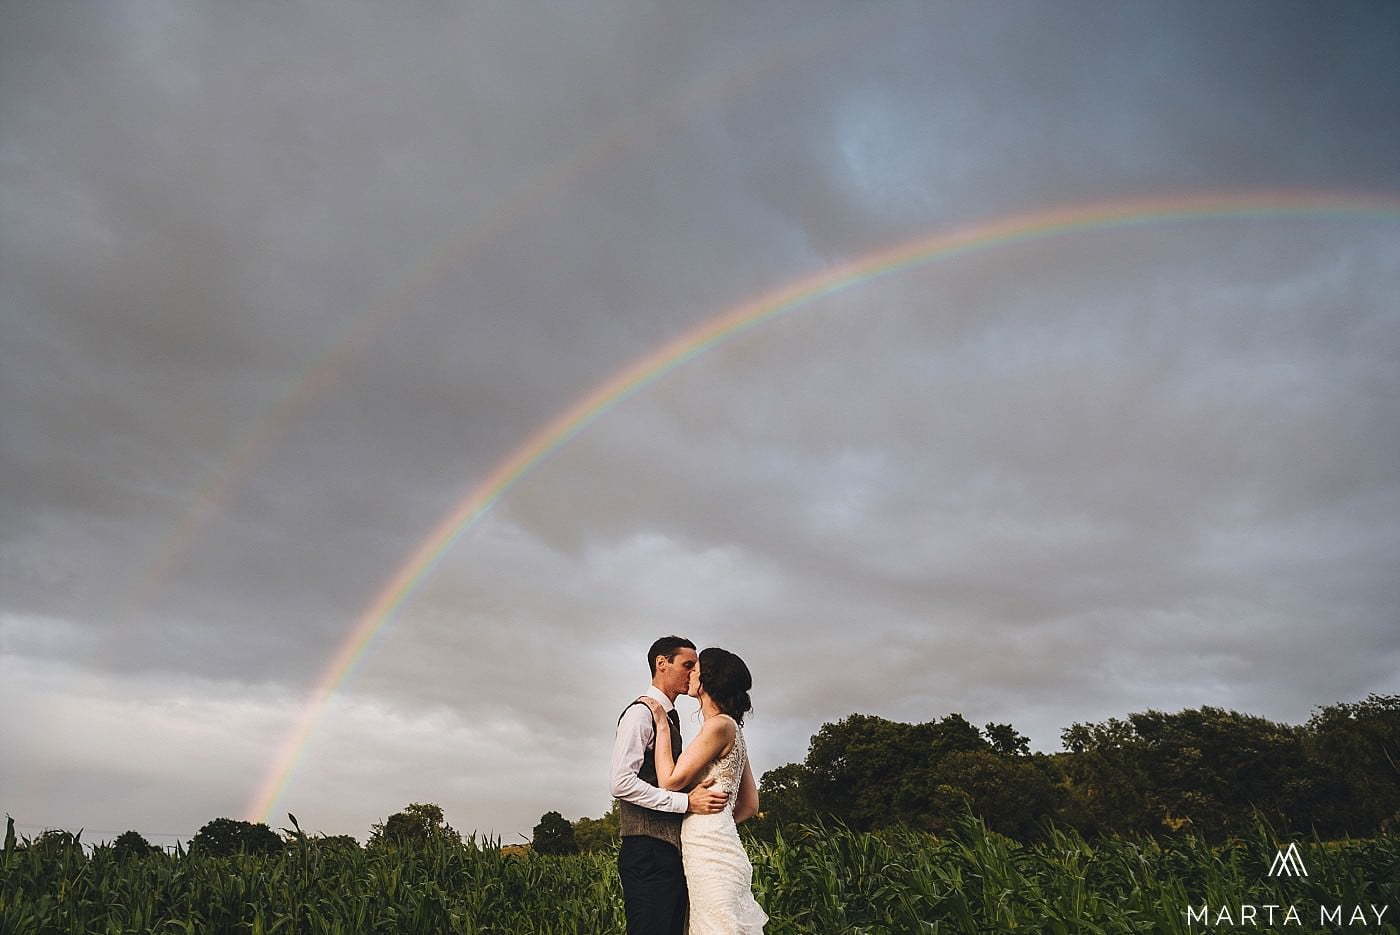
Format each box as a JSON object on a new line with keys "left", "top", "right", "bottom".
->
{"left": 609, "top": 636, "right": 768, "bottom": 935}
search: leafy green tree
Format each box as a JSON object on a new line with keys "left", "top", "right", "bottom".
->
{"left": 315, "top": 834, "right": 361, "bottom": 851}
{"left": 803, "top": 712, "right": 987, "bottom": 830}
{"left": 191, "top": 818, "right": 283, "bottom": 856}
{"left": 282, "top": 812, "right": 362, "bottom": 852}
{"left": 1130, "top": 706, "right": 1305, "bottom": 838}
{"left": 571, "top": 803, "right": 619, "bottom": 853}
{"left": 111, "top": 830, "right": 159, "bottom": 861}
{"left": 927, "top": 750, "right": 1061, "bottom": 840}
{"left": 984, "top": 722, "right": 1031, "bottom": 757}
{"left": 1061, "top": 716, "right": 1138, "bottom": 755}
{"left": 893, "top": 773, "right": 976, "bottom": 834}
{"left": 748, "top": 762, "right": 819, "bottom": 841}
{"left": 368, "top": 802, "right": 460, "bottom": 848}
{"left": 33, "top": 829, "right": 84, "bottom": 858}
{"left": 1306, "top": 694, "right": 1400, "bottom": 834}
{"left": 532, "top": 810, "right": 578, "bottom": 855}
{"left": 1059, "top": 717, "right": 1163, "bottom": 836}
{"left": 1060, "top": 707, "right": 1309, "bottom": 838}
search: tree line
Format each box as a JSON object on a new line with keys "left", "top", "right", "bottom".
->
{"left": 550, "top": 694, "right": 1399, "bottom": 850}
{"left": 16, "top": 694, "right": 1394, "bottom": 860}
{"left": 8, "top": 803, "right": 455, "bottom": 861}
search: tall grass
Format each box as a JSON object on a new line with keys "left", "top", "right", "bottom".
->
{"left": 3, "top": 816, "right": 1396, "bottom": 933}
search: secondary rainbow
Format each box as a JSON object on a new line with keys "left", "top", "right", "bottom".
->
{"left": 249, "top": 189, "right": 1400, "bottom": 822}
{"left": 118, "top": 17, "right": 883, "bottom": 628}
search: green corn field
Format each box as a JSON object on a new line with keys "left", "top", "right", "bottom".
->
{"left": 3, "top": 815, "right": 1396, "bottom": 933}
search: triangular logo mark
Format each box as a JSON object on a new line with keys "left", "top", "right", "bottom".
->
{"left": 1267, "top": 842, "right": 1308, "bottom": 877}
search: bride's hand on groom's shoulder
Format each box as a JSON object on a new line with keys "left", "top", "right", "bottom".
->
{"left": 636, "top": 695, "right": 666, "bottom": 724}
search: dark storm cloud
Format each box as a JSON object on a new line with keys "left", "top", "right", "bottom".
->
{"left": 3, "top": 1, "right": 1399, "bottom": 839}
{"left": 467, "top": 221, "right": 1400, "bottom": 727}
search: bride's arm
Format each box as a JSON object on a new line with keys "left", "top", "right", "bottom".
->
{"left": 646, "top": 702, "right": 735, "bottom": 791}
{"left": 733, "top": 759, "right": 759, "bottom": 823}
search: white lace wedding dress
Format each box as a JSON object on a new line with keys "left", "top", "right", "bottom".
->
{"left": 680, "top": 714, "right": 768, "bottom": 934}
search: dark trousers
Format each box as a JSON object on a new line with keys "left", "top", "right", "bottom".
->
{"left": 618, "top": 835, "right": 687, "bottom": 935}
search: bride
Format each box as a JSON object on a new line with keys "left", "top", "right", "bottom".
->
{"left": 639, "top": 647, "right": 768, "bottom": 934}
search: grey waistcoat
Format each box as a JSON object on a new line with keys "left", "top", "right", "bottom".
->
{"left": 616, "top": 700, "right": 684, "bottom": 848}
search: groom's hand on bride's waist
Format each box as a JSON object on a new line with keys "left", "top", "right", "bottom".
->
{"left": 687, "top": 777, "right": 728, "bottom": 815}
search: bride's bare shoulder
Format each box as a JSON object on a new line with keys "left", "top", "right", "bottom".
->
{"left": 703, "top": 713, "right": 738, "bottom": 740}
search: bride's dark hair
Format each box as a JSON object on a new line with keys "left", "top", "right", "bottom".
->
{"left": 699, "top": 647, "right": 753, "bottom": 725}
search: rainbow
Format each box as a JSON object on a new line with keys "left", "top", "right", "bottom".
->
{"left": 249, "top": 189, "right": 1400, "bottom": 822}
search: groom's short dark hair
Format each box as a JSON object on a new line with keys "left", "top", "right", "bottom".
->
{"left": 648, "top": 636, "right": 696, "bottom": 674}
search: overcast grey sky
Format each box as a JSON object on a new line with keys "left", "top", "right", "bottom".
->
{"left": 3, "top": 1, "right": 1399, "bottom": 846}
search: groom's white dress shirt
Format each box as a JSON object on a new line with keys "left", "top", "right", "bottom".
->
{"left": 610, "top": 684, "right": 688, "bottom": 814}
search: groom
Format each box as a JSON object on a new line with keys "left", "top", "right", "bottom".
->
{"left": 610, "top": 635, "right": 728, "bottom": 935}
